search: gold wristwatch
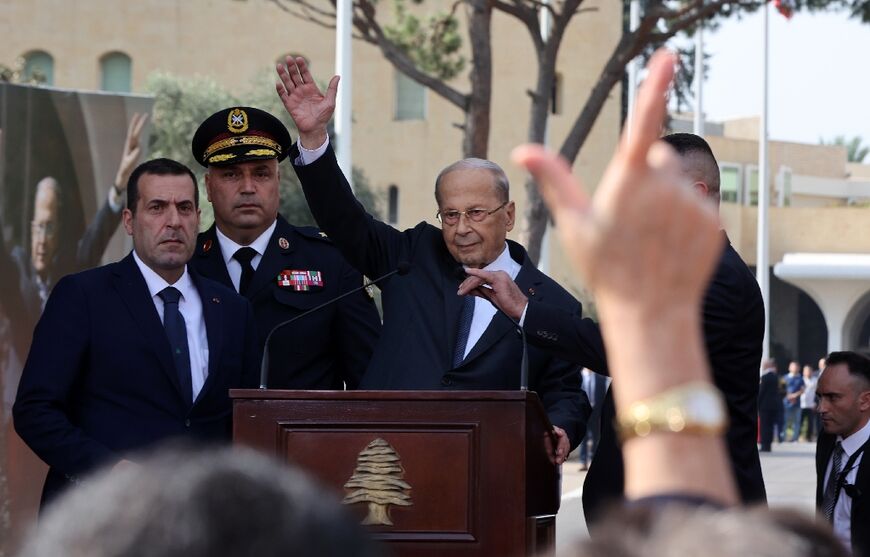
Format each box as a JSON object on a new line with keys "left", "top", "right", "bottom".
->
{"left": 616, "top": 381, "right": 728, "bottom": 442}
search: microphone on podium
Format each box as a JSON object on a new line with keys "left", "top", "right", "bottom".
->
{"left": 259, "top": 261, "right": 412, "bottom": 389}
{"left": 454, "top": 267, "right": 530, "bottom": 391}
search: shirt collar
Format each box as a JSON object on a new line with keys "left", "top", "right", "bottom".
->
{"left": 839, "top": 417, "right": 870, "bottom": 456}
{"left": 215, "top": 220, "right": 278, "bottom": 265}
{"left": 466, "top": 242, "right": 520, "bottom": 278}
{"left": 132, "top": 250, "right": 195, "bottom": 301}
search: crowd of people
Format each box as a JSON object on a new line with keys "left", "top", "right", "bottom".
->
{"left": 6, "top": 49, "right": 869, "bottom": 557}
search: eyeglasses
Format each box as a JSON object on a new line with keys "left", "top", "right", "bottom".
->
{"left": 31, "top": 221, "right": 56, "bottom": 238}
{"left": 436, "top": 202, "right": 508, "bottom": 225}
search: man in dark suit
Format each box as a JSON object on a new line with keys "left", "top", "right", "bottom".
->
{"left": 13, "top": 158, "right": 257, "bottom": 507}
{"left": 459, "top": 133, "right": 767, "bottom": 522}
{"left": 188, "top": 107, "right": 380, "bottom": 390}
{"left": 275, "top": 57, "right": 590, "bottom": 459}
{"left": 815, "top": 351, "right": 870, "bottom": 557}
{"left": 758, "top": 359, "right": 781, "bottom": 452}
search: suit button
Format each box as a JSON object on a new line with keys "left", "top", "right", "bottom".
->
{"left": 185, "top": 419, "right": 191, "bottom": 427}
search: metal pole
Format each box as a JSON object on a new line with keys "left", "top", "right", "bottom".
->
{"left": 626, "top": 0, "right": 641, "bottom": 137}
{"left": 335, "top": 0, "right": 353, "bottom": 189}
{"left": 538, "top": 0, "right": 552, "bottom": 273}
{"left": 693, "top": 17, "right": 704, "bottom": 136}
{"left": 756, "top": 3, "right": 771, "bottom": 362}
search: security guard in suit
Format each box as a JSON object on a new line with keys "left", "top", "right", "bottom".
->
{"left": 190, "top": 107, "right": 380, "bottom": 389}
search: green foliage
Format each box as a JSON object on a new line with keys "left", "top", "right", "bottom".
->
{"left": 821, "top": 135, "right": 870, "bottom": 163}
{"left": 145, "top": 70, "right": 383, "bottom": 230}
{"left": 383, "top": 0, "right": 465, "bottom": 80}
{"left": 0, "top": 57, "right": 47, "bottom": 85}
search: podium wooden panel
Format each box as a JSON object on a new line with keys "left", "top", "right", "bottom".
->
{"left": 231, "top": 390, "right": 560, "bottom": 557}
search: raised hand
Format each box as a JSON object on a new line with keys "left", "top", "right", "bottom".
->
{"left": 114, "top": 112, "right": 149, "bottom": 192}
{"left": 512, "top": 50, "right": 721, "bottom": 327}
{"left": 275, "top": 56, "right": 339, "bottom": 149}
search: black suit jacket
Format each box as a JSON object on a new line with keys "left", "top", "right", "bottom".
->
{"left": 13, "top": 253, "right": 258, "bottom": 505}
{"left": 816, "top": 431, "right": 870, "bottom": 557}
{"left": 758, "top": 370, "right": 781, "bottom": 413}
{"left": 525, "top": 235, "right": 767, "bottom": 521}
{"left": 293, "top": 145, "right": 590, "bottom": 447}
{"left": 190, "top": 216, "right": 381, "bottom": 390}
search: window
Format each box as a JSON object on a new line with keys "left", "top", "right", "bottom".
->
{"left": 394, "top": 71, "right": 426, "bottom": 121}
{"left": 745, "top": 165, "right": 759, "bottom": 206}
{"left": 550, "top": 72, "right": 562, "bottom": 115}
{"left": 23, "top": 51, "right": 54, "bottom": 85}
{"left": 100, "top": 52, "right": 132, "bottom": 93}
{"left": 719, "top": 163, "right": 742, "bottom": 204}
{"left": 775, "top": 166, "right": 792, "bottom": 207}
{"left": 387, "top": 185, "right": 399, "bottom": 224}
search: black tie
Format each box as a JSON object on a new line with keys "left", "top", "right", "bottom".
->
{"left": 158, "top": 287, "right": 193, "bottom": 405}
{"left": 453, "top": 295, "right": 475, "bottom": 367}
{"left": 234, "top": 247, "right": 257, "bottom": 296}
{"left": 822, "top": 441, "right": 845, "bottom": 522}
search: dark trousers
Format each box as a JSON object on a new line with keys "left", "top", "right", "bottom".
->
{"left": 759, "top": 409, "right": 778, "bottom": 451}
{"left": 578, "top": 404, "right": 602, "bottom": 464}
{"left": 799, "top": 408, "right": 817, "bottom": 441}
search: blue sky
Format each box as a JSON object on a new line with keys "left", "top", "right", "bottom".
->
{"left": 680, "top": 7, "right": 870, "bottom": 146}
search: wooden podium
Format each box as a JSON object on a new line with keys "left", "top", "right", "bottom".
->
{"left": 231, "top": 390, "right": 560, "bottom": 557}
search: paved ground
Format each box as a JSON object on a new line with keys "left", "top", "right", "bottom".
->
{"left": 554, "top": 441, "right": 818, "bottom": 551}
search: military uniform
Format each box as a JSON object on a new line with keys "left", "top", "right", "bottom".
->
{"left": 190, "top": 107, "right": 380, "bottom": 389}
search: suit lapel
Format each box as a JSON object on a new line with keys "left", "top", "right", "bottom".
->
{"left": 191, "top": 272, "right": 223, "bottom": 406}
{"left": 111, "top": 254, "right": 184, "bottom": 399}
{"left": 443, "top": 255, "right": 466, "bottom": 369}
{"left": 460, "top": 255, "right": 543, "bottom": 368}
{"left": 816, "top": 433, "right": 835, "bottom": 506}
{"left": 195, "top": 226, "right": 234, "bottom": 290}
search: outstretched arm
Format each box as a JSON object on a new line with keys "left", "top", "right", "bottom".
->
{"left": 275, "top": 56, "right": 338, "bottom": 150}
{"left": 514, "top": 50, "right": 736, "bottom": 506}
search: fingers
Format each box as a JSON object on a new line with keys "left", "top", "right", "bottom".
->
{"left": 457, "top": 275, "right": 487, "bottom": 296}
{"left": 275, "top": 63, "right": 294, "bottom": 98}
{"left": 325, "top": 75, "right": 340, "bottom": 106}
{"left": 512, "top": 144, "right": 590, "bottom": 218}
{"left": 621, "top": 49, "right": 676, "bottom": 167}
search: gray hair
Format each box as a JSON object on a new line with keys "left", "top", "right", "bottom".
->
{"left": 19, "top": 445, "right": 383, "bottom": 557}
{"left": 434, "top": 158, "right": 510, "bottom": 205}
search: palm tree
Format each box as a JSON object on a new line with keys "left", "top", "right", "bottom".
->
{"left": 821, "top": 135, "right": 869, "bottom": 163}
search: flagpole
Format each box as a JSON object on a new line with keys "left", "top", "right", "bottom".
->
{"left": 693, "top": 15, "right": 704, "bottom": 136}
{"left": 538, "top": 0, "right": 552, "bottom": 273}
{"left": 756, "top": 3, "right": 771, "bottom": 362}
{"left": 626, "top": 0, "right": 641, "bottom": 137}
{"left": 335, "top": 0, "right": 353, "bottom": 190}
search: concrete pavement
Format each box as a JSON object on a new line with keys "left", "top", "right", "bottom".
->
{"left": 555, "top": 441, "right": 819, "bottom": 551}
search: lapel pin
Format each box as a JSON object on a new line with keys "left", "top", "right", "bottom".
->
{"left": 278, "top": 237, "right": 290, "bottom": 250}
{"left": 202, "top": 239, "right": 213, "bottom": 252}
{"left": 212, "top": 297, "right": 221, "bottom": 304}
{"left": 528, "top": 287, "right": 536, "bottom": 296}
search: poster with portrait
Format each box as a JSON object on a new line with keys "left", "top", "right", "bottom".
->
{"left": 0, "top": 82, "right": 153, "bottom": 551}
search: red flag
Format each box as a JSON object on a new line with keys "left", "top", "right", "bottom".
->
{"left": 774, "top": 0, "right": 795, "bottom": 19}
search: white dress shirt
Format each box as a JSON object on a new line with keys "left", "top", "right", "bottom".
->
{"left": 460, "top": 244, "right": 521, "bottom": 359}
{"left": 215, "top": 220, "right": 277, "bottom": 293}
{"left": 823, "top": 417, "right": 870, "bottom": 552}
{"left": 132, "top": 251, "right": 209, "bottom": 401}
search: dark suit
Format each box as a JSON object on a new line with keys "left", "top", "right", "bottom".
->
{"left": 816, "top": 431, "right": 869, "bottom": 557}
{"left": 191, "top": 216, "right": 381, "bottom": 390}
{"left": 12, "top": 253, "right": 258, "bottom": 505}
{"left": 292, "top": 146, "right": 590, "bottom": 446}
{"left": 758, "top": 370, "right": 781, "bottom": 451}
{"left": 526, "top": 236, "right": 767, "bottom": 522}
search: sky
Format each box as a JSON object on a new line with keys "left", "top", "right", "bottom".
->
{"left": 677, "top": 7, "right": 870, "bottom": 146}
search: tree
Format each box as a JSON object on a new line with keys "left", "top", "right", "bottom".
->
{"left": 821, "top": 135, "right": 869, "bottom": 163}
{"left": 342, "top": 438, "right": 412, "bottom": 525}
{"left": 254, "top": 0, "right": 848, "bottom": 262}
{"left": 145, "top": 70, "right": 382, "bottom": 230}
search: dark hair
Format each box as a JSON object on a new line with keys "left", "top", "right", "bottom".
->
{"left": 661, "top": 133, "right": 718, "bottom": 162}
{"left": 824, "top": 351, "right": 870, "bottom": 385}
{"left": 661, "top": 133, "right": 721, "bottom": 202}
{"left": 126, "top": 158, "right": 199, "bottom": 214}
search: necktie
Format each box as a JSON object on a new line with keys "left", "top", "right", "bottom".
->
{"left": 158, "top": 287, "right": 193, "bottom": 405}
{"left": 822, "top": 441, "right": 845, "bottom": 522}
{"left": 234, "top": 247, "right": 257, "bottom": 296}
{"left": 452, "top": 295, "right": 475, "bottom": 367}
